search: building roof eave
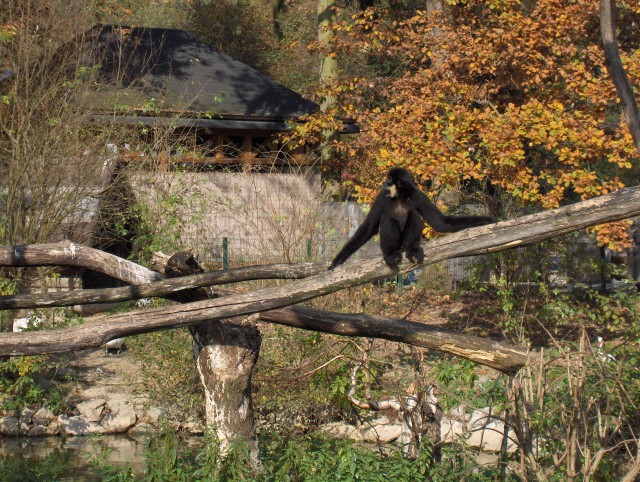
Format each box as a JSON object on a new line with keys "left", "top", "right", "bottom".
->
{"left": 89, "top": 113, "right": 360, "bottom": 134}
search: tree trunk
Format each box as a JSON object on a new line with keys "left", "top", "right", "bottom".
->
{"left": 192, "top": 319, "right": 261, "bottom": 462}
{"left": 153, "top": 252, "right": 262, "bottom": 462}
{"left": 318, "top": 0, "right": 339, "bottom": 162}
{"left": 600, "top": 0, "right": 640, "bottom": 153}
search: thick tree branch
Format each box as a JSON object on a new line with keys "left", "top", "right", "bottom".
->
{"left": 0, "top": 261, "right": 326, "bottom": 309}
{"left": 600, "top": 0, "right": 640, "bottom": 153}
{"left": 257, "top": 306, "right": 531, "bottom": 374}
{"left": 2, "top": 184, "right": 640, "bottom": 371}
{"left": 0, "top": 242, "right": 163, "bottom": 284}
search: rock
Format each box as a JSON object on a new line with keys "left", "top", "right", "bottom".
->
{"left": 33, "top": 407, "right": 55, "bottom": 425}
{"left": 27, "top": 423, "right": 60, "bottom": 437}
{"left": 319, "top": 420, "right": 402, "bottom": 443}
{"left": 75, "top": 399, "right": 106, "bottom": 423}
{"left": 320, "top": 421, "right": 361, "bottom": 440}
{"left": 0, "top": 416, "right": 20, "bottom": 436}
{"left": 362, "top": 423, "right": 402, "bottom": 443}
{"left": 468, "top": 407, "right": 493, "bottom": 429}
{"left": 128, "top": 422, "right": 155, "bottom": 437}
{"left": 466, "top": 421, "right": 517, "bottom": 453}
{"left": 140, "top": 406, "right": 167, "bottom": 425}
{"left": 59, "top": 415, "right": 89, "bottom": 436}
{"left": 20, "top": 407, "right": 34, "bottom": 425}
{"left": 448, "top": 406, "right": 469, "bottom": 422}
{"left": 78, "top": 387, "right": 109, "bottom": 399}
{"left": 86, "top": 422, "right": 107, "bottom": 434}
{"left": 19, "top": 407, "right": 36, "bottom": 433}
{"left": 441, "top": 418, "right": 465, "bottom": 443}
{"left": 100, "top": 404, "right": 137, "bottom": 433}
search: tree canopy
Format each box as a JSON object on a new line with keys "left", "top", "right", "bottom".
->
{"left": 296, "top": 0, "right": 640, "bottom": 248}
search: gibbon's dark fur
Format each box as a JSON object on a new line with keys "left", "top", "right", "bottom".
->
{"left": 329, "top": 167, "right": 495, "bottom": 269}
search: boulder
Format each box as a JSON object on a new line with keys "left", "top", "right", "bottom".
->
{"left": 33, "top": 407, "right": 56, "bottom": 425}
{"left": 59, "top": 415, "right": 89, "bottom": 436}
{"left": 140, "top": 406, "right": 167, "bottom": 425}
{"left": 100, "top": 404, "right": 137, "bottom": 433}
{"left": 75, "top": 399, "right": 106, "bottom": 423}
{"left": 320, "top": 421, "right": 361, "bottom": 440}
{"left": 27, "top": 422, "right": 60, "bottom": 437}
{"left": 128, "top": 422, "right": 156, "bottom": 437}
{"left": 362, "top": 423, "right": 402, "bottom": 443}
{"left": 466, "top": 421, "right": 517, "bottom": 453}
{"left": 468, "top": 407, "right": 493, "bottom": 430}
{"left": 441, "top": 418, "right": 466, "bottom": 443}
{"left": 0, "top": 416, "right": 20, "bottom": 436}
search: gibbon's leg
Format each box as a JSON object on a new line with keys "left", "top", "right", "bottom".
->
{"left": 380, "top": 215, "right": 403, "bottom": 267}
{"left": 402, "top": 211, "right": 425, "bottom": 264}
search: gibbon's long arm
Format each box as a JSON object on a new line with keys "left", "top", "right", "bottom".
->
{"left": 412, "top": 190, "right": 495, "bottom": 233}
{"left": 329, "top": 192, "right": 385, "bottom": 269}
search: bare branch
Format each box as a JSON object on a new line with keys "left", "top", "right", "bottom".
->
{"left": 258, "top": 306, "right": 533, "bottom": 374}
{"left": 0, "top": 241, "right": 162, "bottom": 285}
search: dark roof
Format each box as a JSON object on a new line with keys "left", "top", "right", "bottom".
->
{"left": 1, "top": 27, "right": 358, "bottom": 133}
{"left": 87, "top": 25, "right": 318, "bottom": 121}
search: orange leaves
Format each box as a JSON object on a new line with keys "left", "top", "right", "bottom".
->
{"left": 587, "top": 221, "right": 635, "bottom": 251}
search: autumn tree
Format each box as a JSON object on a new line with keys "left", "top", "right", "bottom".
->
{"left": 316, "top": 0, "right": 640, "bottom": 248}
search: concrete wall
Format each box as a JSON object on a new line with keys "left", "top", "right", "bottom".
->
{"left": 130, "top": 172, "right": 375, "bottom": 265}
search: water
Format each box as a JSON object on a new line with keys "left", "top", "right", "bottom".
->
{"left": 0, "top": 434, "right": 149, "bottom": 480}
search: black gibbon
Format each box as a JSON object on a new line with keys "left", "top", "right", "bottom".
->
{"left": 329, "top": 167, "right": 496, "bottom": 269}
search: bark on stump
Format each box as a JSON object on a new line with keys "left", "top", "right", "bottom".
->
{"left": 160, "top": 252, "right": 262, "bottom": 461}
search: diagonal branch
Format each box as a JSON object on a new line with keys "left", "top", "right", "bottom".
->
{"left": 257, "top": 306, "right": 532, "bottom": 374}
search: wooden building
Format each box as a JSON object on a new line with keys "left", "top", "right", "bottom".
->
{"left": 85, "top": 25, "right": 358, "bottom": 170}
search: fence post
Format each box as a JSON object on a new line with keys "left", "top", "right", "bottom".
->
{"left": 222, "top": 237, "right": 229, "bottom": 270}
{"left": 396, "top": 274, "right": 404, "bottom": 294}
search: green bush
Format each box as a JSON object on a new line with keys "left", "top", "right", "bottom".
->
{"left": 92, "top": 429, "right": 514, "bottom": 482}
{"left": 0, "top": 356, "right": 70, "bottom": 415}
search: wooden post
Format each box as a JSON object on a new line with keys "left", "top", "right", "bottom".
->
{"left": 222, "top": 237, "right": 229, "bottom": 270}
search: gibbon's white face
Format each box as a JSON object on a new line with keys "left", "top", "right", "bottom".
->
{"left": 387, "top": 184, "right": 398, "bottom": 198}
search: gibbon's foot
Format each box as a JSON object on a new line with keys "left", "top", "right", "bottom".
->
{"left": 406, "top": 246, "right": 425, "bottom": 264}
